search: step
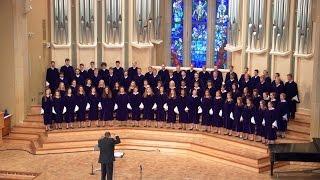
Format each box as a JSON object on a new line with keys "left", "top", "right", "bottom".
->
{"left": 6, "top": 133, "right": 40, "bottom": 141}
{"left": 49, "top": 127, "right": 268, "bottom": 149}
{"left": 42, "top": 136, "right": 268, "bottom": 162}
{"left": 287, "top": 124, "right": 310, "bottom": 135}
{"left": 288, "top": 120, "right": 310, "bottom": 127}
{"left": 294, "top": 114, "right": 311, "bottom": 124}
{"left": 277, "top": 138, "right": 310, "bottom": 144}
{"left": 285, "top": 132, "right": 310, "bottom": 141}
{"left": 37, "top": 141, "right": 268, "bottom": 170}
{"left": 24, "top": 115, "right": 43, "bottom": 123}
{"left": 15, "top": 123, "right": 44, "bottom": 129}
{"left": 20, "top": 121, "right": 44, "bottom": 127}
{"left": 11, "top": 127, "right": 46, "bottom": 133}
{"left": 29, "top": 105, "right": 41, "bottom": 115}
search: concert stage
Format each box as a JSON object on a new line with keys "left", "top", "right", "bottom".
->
{"left": 2, "top": 105, "right": 312, "bottom": 174}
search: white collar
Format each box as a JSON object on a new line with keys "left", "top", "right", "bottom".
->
{"left": 192, "top": 95, "right": 198, "bottom": 98}
{"left": 269, "top": 107, "right": 275, "bottom": 110}
{"left": 216, "top": 97, "right": 221, "bottom": 99}
{"left": 281, "top": 100, "right": 286, "bottom": 102}
{"left": 133, "top": 92, "right": 139, "bottom": 95}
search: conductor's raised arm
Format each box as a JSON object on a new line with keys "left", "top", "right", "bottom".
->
{"left": 113, "top": 135, "right": 121, "bottom": 144}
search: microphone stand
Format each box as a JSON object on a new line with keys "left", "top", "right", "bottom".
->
{"left": 140, "top": 165, "right": 143, "bottom": 180}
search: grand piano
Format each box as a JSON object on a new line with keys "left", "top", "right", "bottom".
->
{"left": 269, "top": 138, "right": 320, "bottom": 176}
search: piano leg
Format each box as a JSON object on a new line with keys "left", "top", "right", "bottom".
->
{"left": 270, "top": 161, "right": 274, "bottom": 176}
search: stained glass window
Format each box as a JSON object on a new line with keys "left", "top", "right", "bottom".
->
{"left": 171, "top": 0, "right": 184, "bottom": 66}
{"left": 191, "top": 0, "right": 208, "bottom": 68}
{"left": 213, "top": 0, "right": 229, "bottom": 68}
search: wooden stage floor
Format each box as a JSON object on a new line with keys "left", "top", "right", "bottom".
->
{"left": 0, "top": 149, "right": 320, "bottom": 180}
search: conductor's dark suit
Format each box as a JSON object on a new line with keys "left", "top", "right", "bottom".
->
{"left": 98, "top": 136, "right": 121, "bottom": 180}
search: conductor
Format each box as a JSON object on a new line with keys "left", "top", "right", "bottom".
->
{"left": 98, "top": 131, "right": 121, "bottom": 180}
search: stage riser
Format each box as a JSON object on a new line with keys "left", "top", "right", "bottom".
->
{"left": 39, "top": 138, "right": 265, "bottom": 164}
{"left": 46, "top": 128, "right": 268, "bottom": 153}
{"left": 3, "top": 106, "right": 312, "bottom": 174}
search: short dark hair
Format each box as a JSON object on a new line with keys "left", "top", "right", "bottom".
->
{"left": 254, "top": 69, "right": 259, "bottom": 73}
{"left": 80, "top": 63, "right": 84, "bottom": 66}
{"left": 105, "top": 131, "right": 111, "bottom": 138}
{"left": 50, "top": 61, "right": 55, "bottom": 64}
{"left": 90, "top": 61, "right": 95, "bottom": 64}
{"left": 65, "top": 58, "right": 70, "bottom": 62}
{"left": 101, "top": 62, "right": 107, "bottom": 67}
{"left": 116, "top": 61, "right": 120, "bottom": 64}
{"left": 287, "top": 74, "right": 293, "bottom": 78}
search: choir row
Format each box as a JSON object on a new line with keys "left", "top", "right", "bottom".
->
{"left": 42, "top": 81, "right": 294, "bottom": 144}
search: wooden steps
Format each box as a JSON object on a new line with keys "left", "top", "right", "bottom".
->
{"left": 2, "top": 107, "right": 314, "bottom": 174}
{"left": 29, "top": 105, "right": 41, "bottom": 116}
{"left": 33, "top": 127, "right": 277, "bottom": 172}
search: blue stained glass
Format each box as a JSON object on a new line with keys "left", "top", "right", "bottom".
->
{"left": 213, "top": 0, "right": 229, "bottom": 68}
{"left": 191, "top": 0, "right": 208, "bottom": 68}
{"left": 171, "top": 0, "right": 184, "bottom": 66}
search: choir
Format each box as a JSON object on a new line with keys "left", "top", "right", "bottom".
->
{"left": 42, "top": 59, "right": 300, "bottom": 145}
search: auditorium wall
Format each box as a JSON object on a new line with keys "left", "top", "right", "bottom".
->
{"left": 1, "top": 0, "right": 319, "bottom": 127}
{"left": 228, "top": 0, "right": 316, "bottom": 115}
{"left": 0, "top": 0, "right": 15, "bottom": 119}
{"left": 0, "top": 0, "right": 30, "bottom": 125}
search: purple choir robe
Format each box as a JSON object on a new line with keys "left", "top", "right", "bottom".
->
{"left": 142, "top": 95, "right": 156, "bottom": 120}
{"left": 115, "top": 94, "right": 129, "bottom": 121}
{"left": 242, "top": 106, "right": 254, "bottom": 134}
{"left": 223, "top": 100, "right": 235, "bottom": 130}
{"left": 129, "top": 93, "right": 142, "bottom": 121}
{"left": 176, "top": 96, "right": 188, "bottom": 123}
{"left": 76, "top": 94, "right": 87, "bottom": 121}
{"left": 187, "top": 96, "right": 201, "bottom": 124}
{"left": 101, "top": 96, "right": 114, "bottom": 121}
{"left": 232, "top": 105, "right": 243, "bottom": 132}
{"left": 63, "top": 95, "right": 76, "bottom": 123}
{"left": 155, "top": 93, "right": 167, "bottom": 121}
{"left": 42, "top": 96, "right": 53, "bottom": 125}
{"left": 213, "top": 98, "right": 224, "bottom": 127}
{"left": 201, "top": 97, "right": 212, "bottom": 126}
{"left": 264, "top": 109, "right": 278, "bottom": 140}
{"left": 166, "top": 98, "right": 177, "bottom": 123}
{"left": 278, "top": 101, "right": 289, "bottom": 132}
{"left": 254, "top": 108, "right": 266, "bottom": 136}
{"left": 52, "top": 97, "right": 64, "bottom": 123}
{"left": 88, "top": 94, "right": 100, "bottom": 120}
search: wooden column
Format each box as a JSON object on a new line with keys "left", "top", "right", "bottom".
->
{"left": 0, "top": 112, "right": 3, "bottom": 144}
{"left": 163, "top": 0, "right": 172, "bottom": 66}
{"left": 310, "top": 0, "right": 320, "bottom": 138}
{"left": 206, "top": 0, "right": 215, "bottom": 68}
{"left": 183, "top": 0, "right": 192, "bottom": 66}
{"left": 13, "top": 0, "right": 29, "bottom": 124}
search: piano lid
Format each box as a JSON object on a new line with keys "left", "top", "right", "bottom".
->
{"left": 269, "top": 138, "right": 320, "bottom": 153}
